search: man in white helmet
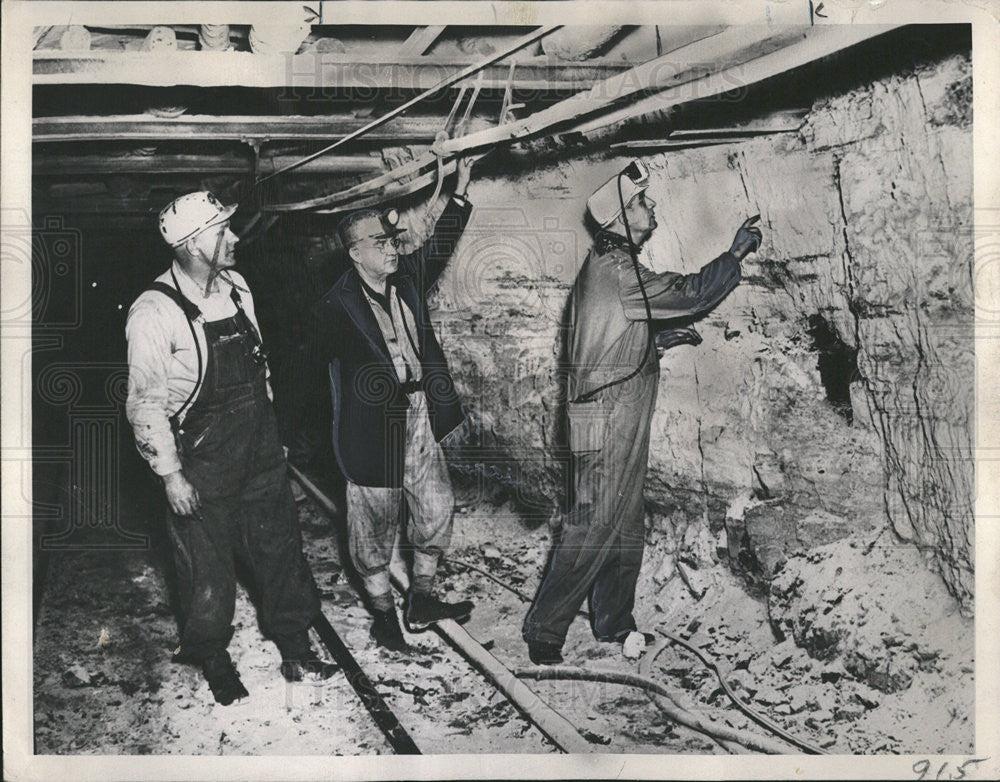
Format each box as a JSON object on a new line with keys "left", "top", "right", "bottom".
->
{"left": 126, "top": 191, "right": 337, "bottom": 705}
{"left": 522, "top": 160, "right": 762, "bottom": 665}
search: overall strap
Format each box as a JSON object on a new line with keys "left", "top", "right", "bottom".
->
{"left": 228, "top": 285, "right": 269, "bottom": 368}
{"left": 228, "top": 286, "right": 264, "bottom": 347}
{"left": 143, "top": 273, "right": 204, "bottom": 428}
{"left": 146, "top": 280, "right": 202, "bottom": 321}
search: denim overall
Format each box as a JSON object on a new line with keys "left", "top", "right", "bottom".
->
{"left": 165, "top": 290, "right": 320, "bottom": 661}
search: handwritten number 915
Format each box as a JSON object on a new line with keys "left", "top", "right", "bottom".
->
{"left": 913, "top": 758, "right": 988, "bottom": 780}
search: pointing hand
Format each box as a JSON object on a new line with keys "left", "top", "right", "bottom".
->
{"left": 729, "top": 214, "right": 763, "bottom": 261}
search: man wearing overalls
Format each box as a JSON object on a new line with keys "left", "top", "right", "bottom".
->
{"left": 126, "top": 191, "right": 336, "bottom": 705}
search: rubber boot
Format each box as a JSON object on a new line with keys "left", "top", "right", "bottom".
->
{"left": 403, "top": 590, "right": 473, "bottom": 632}
{"left": 202, "top": 650, "right": 249, "bottom": 705}
{"left": 371, "top": 606, "right": 412, "bottom": 652}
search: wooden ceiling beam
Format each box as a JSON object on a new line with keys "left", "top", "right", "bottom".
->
{"left": 33, "top": 114, "right": 492, "bottom": 142}
{"left": 33, "top": 153, "right": 386, "bottom": 176}
{"left": 398, "top": 26, "right": 447, "bottom": 57}
{"left": 33, "top": 52, "right": 630, "bottom": 89}
{"left": 262, "top": 25, "right": 897, "bottom": 213}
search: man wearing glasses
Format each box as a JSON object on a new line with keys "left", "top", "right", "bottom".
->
{"left": 312, "top": 157, "right": 477, "bottom": 653}
{"left": 126, "top": 191, "right": 336, "bottom": 706}
{"left": 522, "top": 160, "right": 763, "bottom": 665}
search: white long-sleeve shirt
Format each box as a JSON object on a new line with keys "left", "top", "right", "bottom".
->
{"left": 125, "top": 262, "right": 270, "bottom": 476}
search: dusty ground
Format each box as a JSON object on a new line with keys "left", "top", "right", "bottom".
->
{"left": 439, "top": 494, "right": 973, "bottom": 756}
{"left": 33, "top": 486, "right": 973, "bottom": 756}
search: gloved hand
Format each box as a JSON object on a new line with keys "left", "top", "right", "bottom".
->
{"left": 655, "top": 324, "right": 703, "bottom": 356}
{"left": 729, "top": 214, "right": 763, "bottom": 261}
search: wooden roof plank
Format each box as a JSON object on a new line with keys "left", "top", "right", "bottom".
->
{"left": 33, "top": 114, "right": 492, "bottom": 142}
{"left": 33, "top": 51, "right": 628, "bottom": 89}
{"left": 398, "top": 25, "right": 447, "bottom": 57}
{"left": 33, "top": 152, "right": 385, "bottom": 175}
{"left": 264, "top": 24, "right": 896, "bottom": 212}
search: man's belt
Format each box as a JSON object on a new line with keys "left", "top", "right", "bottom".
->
{"left": 399, "top": 379, "right": 423, "bottom": 395}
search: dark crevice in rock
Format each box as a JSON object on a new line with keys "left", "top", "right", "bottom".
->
{"left": 807, "top": 314, "right": 858, "bottom": 424}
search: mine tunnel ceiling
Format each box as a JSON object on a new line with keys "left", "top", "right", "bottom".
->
{"left": 31, "top": 23, "right": 907, "bottom": 218}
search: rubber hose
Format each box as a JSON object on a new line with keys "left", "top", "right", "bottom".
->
{"left": 514, "top": 665, "right": 798, "bottom": 755}
{"left": 446, "top": 555, "right": 828, "bottom": 755}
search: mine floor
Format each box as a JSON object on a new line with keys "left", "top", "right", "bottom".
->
{"left": 33, "top": 485, "right": 974, "bottom": 756}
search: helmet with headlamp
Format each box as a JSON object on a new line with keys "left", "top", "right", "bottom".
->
{"left": 586, "top": 159, "right": 650, "bottom": 228}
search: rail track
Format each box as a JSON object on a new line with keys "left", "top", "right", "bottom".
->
{"left": 289, "top": 464, "right": 819, "bottom": 757}
{"left": 289, "top": 463, "right": 593, "bottom": 755}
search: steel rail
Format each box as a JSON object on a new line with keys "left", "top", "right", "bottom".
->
{"left": 310, "top": 611, "right": 422, "bottom": 755}
{"left": 287, "top": 465, "right": 421, "bottom": 755}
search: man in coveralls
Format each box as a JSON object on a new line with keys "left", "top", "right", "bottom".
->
{"left": 522, "top": 160, "right": 763, "bottom": 664}
{"left": 126, "top": 191, "right": 337, "bottom": 705}
{"left": 312, "top": 157, "right": 477, "bottom": 653}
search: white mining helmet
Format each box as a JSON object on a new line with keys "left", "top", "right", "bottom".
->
{"left": 158, "top": 191, "right": 238, "bottom": 247}
{"left": 585, "top": 159, "right": 650, "bottom": 228}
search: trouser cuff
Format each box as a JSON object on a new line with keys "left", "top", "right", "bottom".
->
{"left": 176, "top": 626, "right": 235, "bottom": 663}
{"left": 413, "top": 550, "right": 439, "bottom": 581}
{"left": 274, "top": 629, "right": 312, "bottom": 660}
{"left": 521, "top": 621, "right": 565, "bottom": 647}
{"left": 362, "top": 568, "right": 391, "bottom": 599}
{"left": 594, "top": 617, "right": 638, "bottom": 643}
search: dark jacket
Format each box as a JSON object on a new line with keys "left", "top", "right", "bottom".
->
{"left": 568, "top": 231, "right": 741, "bottom": 402}
{"left": 312, "top": 196, "right": 473, "bottom": 487}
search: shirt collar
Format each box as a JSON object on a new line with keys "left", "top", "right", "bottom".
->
{"left": 171, "top": 261, "right": 248, "bottom": 299}
{"left": 358, "top": 275, "right": 393, "bottom": 315}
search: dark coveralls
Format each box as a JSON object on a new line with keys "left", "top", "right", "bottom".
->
{"left": 165, "top": 290, "right": 321, "bottom": 661}
{"left": 522, "top": 231, "right": 741, "bottom": 647}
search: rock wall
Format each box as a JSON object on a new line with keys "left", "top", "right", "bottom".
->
{"left": 415, "top": 52, "right": 973, "bottom": 607}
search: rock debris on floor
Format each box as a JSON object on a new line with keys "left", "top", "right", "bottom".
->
{"left": 33, "top": 489, "right": 972, "bottom": 755}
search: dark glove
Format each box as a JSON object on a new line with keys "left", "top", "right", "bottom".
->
{"left": 655, "top": 324, "right": 702, "bottom": 356}
{"left": 729, "top": 214, "right": 763, "bottom": 261}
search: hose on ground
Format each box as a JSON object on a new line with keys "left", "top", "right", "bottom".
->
{"left": 641, "top": 635, "right": 828, "bottom": 754}
{"left": 514, "top": 664, "right": 797, "bottom": 755}
{"left": 445, "top": 555, "right": 828, "bottom": 755}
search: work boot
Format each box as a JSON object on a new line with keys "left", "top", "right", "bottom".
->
{"left": 403, "top": 590, "right": 473, "bottom": 632}
{"left": 280, "top": 649, "right": 340, "bottom": 683}
{"left": 202, "top": 650, "right": 249, "bottom": 706}
{"left": 526, "top": 640, "right": 564, "bottom": 666}
{"left": 371, "top": 607, "right": 413, "bottom": 653}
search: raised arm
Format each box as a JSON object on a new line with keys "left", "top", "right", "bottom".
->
{"left": 619, "top": 215, "right": 761, "bottom": 321}
{"left": 619, "top": 251, "right": 741, "bottom": 321}
{"left": 404, "top": 156, "right": 476, "bottom": 292}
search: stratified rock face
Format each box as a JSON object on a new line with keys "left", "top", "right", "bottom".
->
{"left": 429, "top": 52, "right": 973, "bottom": 606}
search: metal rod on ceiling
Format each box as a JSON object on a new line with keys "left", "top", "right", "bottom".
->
{"left": 255, "top": 24, "right": 561, "bottom": 184}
